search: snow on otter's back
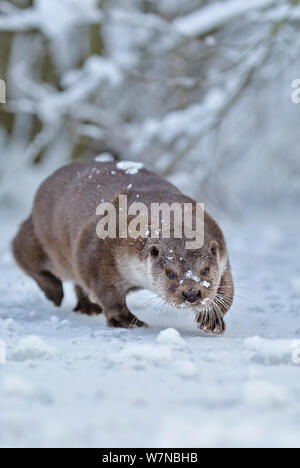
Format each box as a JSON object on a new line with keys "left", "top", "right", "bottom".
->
{"left": 94, "top": 153, "right": 114, "bottom": 162}
{"left": 116, "top": 161, "right": 143, "bottom": 175}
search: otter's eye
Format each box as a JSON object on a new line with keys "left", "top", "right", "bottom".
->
{"left": 166, "top": 270, "right": 176, "bottom": 280}
{"left": 201, "top": 268, "right": 209, "bottom": 276}
{"left": 150, "top": 246, "right": 159, "bottom": 257}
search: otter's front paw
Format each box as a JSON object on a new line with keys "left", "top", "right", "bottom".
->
{"left": 197, "top": 314, "right": 226, "bottom": 335}
{"left": 106, "top": 306, "right": 148, "bottom": 329}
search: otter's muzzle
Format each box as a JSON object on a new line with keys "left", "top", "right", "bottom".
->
{"left": 182, "top": 288, "right": 201, "bottom": 303}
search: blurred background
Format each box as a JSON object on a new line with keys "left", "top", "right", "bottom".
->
{"left": 0, "top": 0, "right": 300, "bottom": 224}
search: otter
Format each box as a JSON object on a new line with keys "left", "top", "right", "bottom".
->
{"left": 12, "top": 161, "right": 234, "bottom": 334}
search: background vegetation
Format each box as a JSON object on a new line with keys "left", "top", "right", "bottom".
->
{"left": 1, "top": 0, "right": 299, "bottom": 217}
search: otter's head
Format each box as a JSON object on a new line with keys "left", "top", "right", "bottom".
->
{"left": 145, "top": 239, "right": 227, "bottom": 334}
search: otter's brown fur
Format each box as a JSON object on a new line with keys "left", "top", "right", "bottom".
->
{"left": 12, "top": 161, "right": 234, "bottom": 333}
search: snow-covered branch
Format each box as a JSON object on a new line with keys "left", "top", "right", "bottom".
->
{"left": 1, "top": 0, "right": 300, "bottom": 209}
{"left": 0, "top": 0, "right": 102, "bottom": 36}
{"left": 173, "top": 0, "right": 279, "bottom": 38}
{"left": 128, "top": 35, "right": 272, "bottom": 176}
{"left": 8, "top": 56, "right": 122, "bottom": 122}
{"left": 0, "top": 7, "right": 38, "bottom": 31}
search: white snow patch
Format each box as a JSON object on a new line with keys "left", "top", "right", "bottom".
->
{"left": 1, "top": 214, "right": 300, "bottom": 447}
{"left": 291, "top": 277, "right": 300, "bottom": 292}
{"left": 184, "top": 271, "right": 210, "bottom": 287}
{"left": 0, "top": 318, "right": 17, "bottom": 332}
{"left": 116, "top": 161, "right": 143, "bottom": 175}
{"left": 94, "top": 152, "right": 114, "bottom": 162}
{"left": 50, "top": 316, "right": 60, "bottom": 328}
{"left": 202, "top": 280, "right": 210, "bottom": 289}
{"left": 2, "top": 375, "right": 53, "bottom": 404}
{"left": 204, "top": 35, "right": 217, "bottom": 46}
{"left": 174, "top": 360, "right": 197, "bottom": 378}
{"left": 50, "top": 316, "right": 70, "bottom": 330}
{"left": 2, "top": 375, "right": 35, "bottom": 398}
{"left": 156, "top": 328, "right": 186, "bottom": 347}
{"left": 110, "top": 344, "right": 172, "bottom": 365}
{"left": 244, "top": 336, "right": 295, "bottom": 366}
{"left": 184, "top": 270, "right": 201, "bottom": 283}
{"left": 244, "top": 381, "right": 289, "bottom": 408}
{"left": 12, "top": 335, "right": 57, "bottom": 362}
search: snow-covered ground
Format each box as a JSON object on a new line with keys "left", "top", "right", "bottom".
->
{"left": 0, "top": 210, "right": 299, "bottom": 448}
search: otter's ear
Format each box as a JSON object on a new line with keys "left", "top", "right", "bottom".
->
{"left": 209, "top": 240, "right": 219, "bottom": 258}
{"left": 148, "top": 244, "right": 160, "bottom": 259}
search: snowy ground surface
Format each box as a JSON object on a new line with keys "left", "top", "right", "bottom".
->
{"left": 0, "top": 210, "right": 299, "bottom": 448}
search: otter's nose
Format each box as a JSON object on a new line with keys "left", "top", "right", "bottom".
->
{"left": 182, "top": 289, "right": 201, "bottom": 303}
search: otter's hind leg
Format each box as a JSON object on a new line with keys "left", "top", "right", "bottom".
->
{"left": 73, "top": 285, "right": 102, "bottom": 315}
{"left": 12, "top": 216, "right": 64, "bottom": 306}
{"left": 35, "top": 271, "right": 64, "bottom": 307}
